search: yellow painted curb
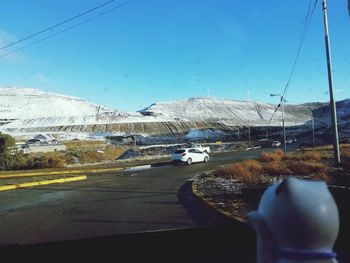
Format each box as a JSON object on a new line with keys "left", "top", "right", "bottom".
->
{"left": 0, "top": 175, "right": 87, "bottom": 192}
{"left": 0, "top": 167, "right": 124, "bottom": 179}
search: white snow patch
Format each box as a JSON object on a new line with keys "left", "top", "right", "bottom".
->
{"left": 0, "top": 86, "right": 115, "bottom": 119}
{"left": 185, "top": 129, "right": 227, "bottom": 139}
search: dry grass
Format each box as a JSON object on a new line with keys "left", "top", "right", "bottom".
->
{"left": 64, "top": 140, "right": 105, "bottom": 150}
{"left": 215, "top": 149, "right": 333, "bottom": 185}
{"left": 214, "top": 159, "right": 264, "bottom": 187}
{"left": 11, "top": 152, "right": 66, "bottom": 170}
{"left": 61, "top": 140, "right": 127, "bottom": 164}
{"left": 285, "top": 160, "right": 327, "bottom": 175}
{"left": 259, "top": 150, "right": 284, "bottom": 162}
{"left": 67, "top": 145, "right": 126, "bottom": 164}
{"left": 262, "top": 161, "right": 293, "bottom": 176}
{"left": 293, "top": 151, "right": 323, "bottom": 161}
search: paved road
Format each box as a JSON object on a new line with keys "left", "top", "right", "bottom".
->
{"left": 0, "top": 148, "right": 267, "bottom": 246}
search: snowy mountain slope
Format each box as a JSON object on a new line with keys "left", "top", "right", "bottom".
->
{"left": 139, "top": 97, "right": 318, "bottom": 126}
{"left": 0, "top": 87, "right": 348, "bottom": 140}
{"left": 0, "top": 86, "right": 114, "bottom": 119}
{"left": 2, "top": 113, "right": 176, "bottom": 129}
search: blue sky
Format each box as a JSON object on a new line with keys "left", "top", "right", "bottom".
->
{"left": 0, "top": 0, "right": 349, "bottom": 112}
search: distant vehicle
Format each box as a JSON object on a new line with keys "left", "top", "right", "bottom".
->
{"left": 172, "top": 148, "right": 209, "bottom": 165}
{"left": 286, "top": 138, "right": 293, "bottom": 144}
{"left": 25, "top": 138, "right": 41, "bottom": 145}
{"left": 272, "top": 141, "right": 281, "bottom": 147}
{"left": 188, "top": 144, "right": 210, "bottom": 154}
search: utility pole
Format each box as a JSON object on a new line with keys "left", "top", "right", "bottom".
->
{"left": 96, "top": 105, "right": 101, "bottom": 121}
{"left": 322, "top": 0, "right": 341, "bottom": 165}
{"left": 237, "top": 127, "right": 240, "bottom": 141}
{"left": 271, "top": 94, "right": 287, "bottom": 154}
{"left": 312, "top": 116, "right": 315, "bottom": 147}
{"left": 281, "top": 98, "right": 287, "bottom": 154}
{"left": 247, "top": 92, "right": 252, "bottom": 146}
{"left": 248, "top": 126, "right": 251, "bottom": 146}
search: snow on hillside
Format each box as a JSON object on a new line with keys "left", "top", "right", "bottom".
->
{"left": 186, "top": 129, "right": 227, "bottom": 139}
{"left": 2, "top": 113, "right": 175, "bottom": 129}
{"left": 1, "top": 87, "right": 348, "bottom": 141}
{"left": 0, "top": 87, "right": 177, "bottom": 130}
{"left": 139, "top": 97, "right": 314, "bottom": 126}
{"left": 0, "top": 86, "right": 114, "bottom": 119}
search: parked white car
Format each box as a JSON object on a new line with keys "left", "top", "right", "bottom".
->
{"left": 172, "top": 148, "right": 209, "bottom": 165}
{"left": 188, "top": 144, "right": 210, "bottom": 154}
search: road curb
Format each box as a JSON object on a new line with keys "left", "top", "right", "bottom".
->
{"left": 0, "top": 167, "right": 124, "bottom": 179}
{"left": 191, "top": 180, "right": 246, "bottom": 223}
{"left": 0, "top": 175, "right": 87, "bottom": 192}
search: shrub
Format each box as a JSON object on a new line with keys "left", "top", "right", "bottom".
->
{"left": 214, "top": 159, "right": 263, "bottom": 187}
{"left": 241, "top": 159, "right": 263, "bottom": 176}
{"left": 294, "top": 151, "right": 322, "bottom": 162}
{"left": 262, "top": 161, "right": 292, "bottom": 176}
{"left": 259, "top": 150, "right": 284, "bottom": 162}
{"left": 23, "top": 154, "right": 66, "bottom": 169}
{"left": 286, "top": 160, "right": 327, "bottom": 175}
{"left": 66, "top": 146, "right": 126, "bottom": 164}
{"left": 214, "top": 166, "right": 235, "bottom": 179}
{"left": 0, "top": 132, "right": 15, "bottom": 155}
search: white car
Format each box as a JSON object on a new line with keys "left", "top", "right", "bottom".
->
{"left": 272, "top": 141, "right": 281, "bottom": 147}
{"left": 188, "top": 144, "right": 210, "bottom": 154}
{"left": 172, "top": 148, "right": 209, "bottom": 165}
{"left": 286, "top": 138, "right": 293, "bottom": 144}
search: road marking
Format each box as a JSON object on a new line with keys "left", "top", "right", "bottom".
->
{"left": 124, "top": 165, "right": 151, "bottom": 172}
{"left": 0, "top": 167, "right": 124, "bottom": 179}
{"left": 0, "top": 175, "right": 87, "bottom": 192}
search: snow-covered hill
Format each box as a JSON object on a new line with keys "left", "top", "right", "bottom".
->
{"left": 0, "top": 87, "right": 348, "bottom": 142}
{"left": 139, "top": 97, "right": 317, "bottom": 126}
{"left": 0, "top": 86, "right": 114, "bottom": 119}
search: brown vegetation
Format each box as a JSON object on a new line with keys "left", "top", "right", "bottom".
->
{"left": 214, "top": 159, "right": 264, "bottom": 187}
{"left": 65, "top": 144, "right": 126, "bottom": 164}
{"left": 6, "top": 152, "right": 66, "bottom": 170}
{"left": 1, "top": 138, "right": 127, "bottom": 171}
{"left": 64, "top": 140, "right": 105, "bottom": 150}
{"left": 259, "top": 150, "right": 284, "bottom": 162}
{"left": 215, "top": 149, "right": 332, "bottom": 186}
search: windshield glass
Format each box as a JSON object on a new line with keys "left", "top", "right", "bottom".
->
{"left": 174, "top": 149, "right": 186, "bottom": 154}
{"left": 0, "top": 1, "right": 349, "bottom": 261}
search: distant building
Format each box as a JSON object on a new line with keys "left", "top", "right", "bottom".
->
{"left": 21, "top": 143, "right": 66, "bottom": 154}
{"left": 20, "top": 133, "right": 64, "bottom": 153}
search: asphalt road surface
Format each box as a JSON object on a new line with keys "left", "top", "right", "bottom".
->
{"left": 0, "top": 145, "right": 348, "bottom": 263}
{"left": 0, "top": 148, "right": 268, "bottom": 246}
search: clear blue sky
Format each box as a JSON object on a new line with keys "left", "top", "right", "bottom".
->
{"left": 0, "top": 0, "right": 349, "bottom": 112}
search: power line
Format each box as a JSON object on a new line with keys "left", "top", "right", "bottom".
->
{"left": 282, "top": 0, "right": 319, "bottom": 98}
{"left": 0, "top": 0, "right": 116, "bottom": 50}
{"left": 268, "top": 103, "right": 281, "bottom": 123}
{"left": 0, "top": 0, "right": 136, "bottom": 59}
{"left": 268, "top": 0, "right": 318, "bottom": 124}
